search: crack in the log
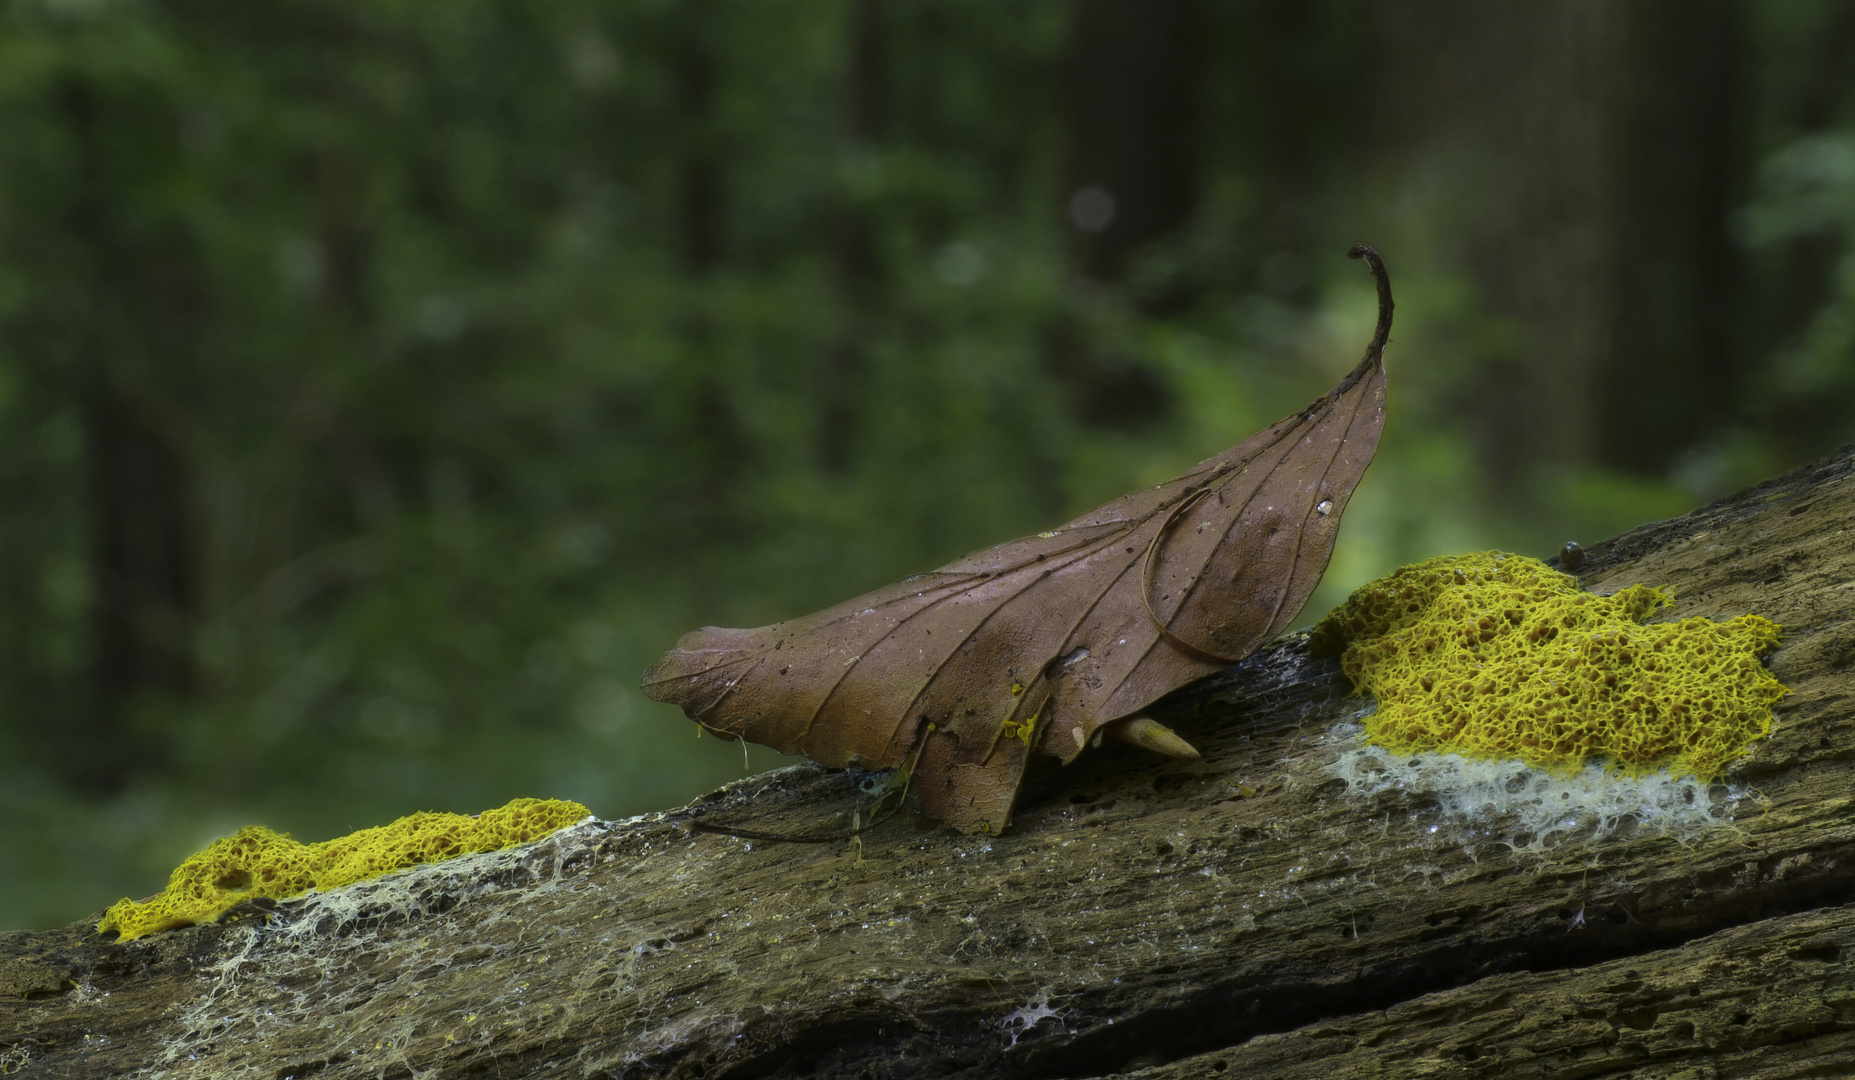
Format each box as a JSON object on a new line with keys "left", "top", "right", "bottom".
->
{"left": 1006, "top": 865, "right": 1855, "bottom": 1080}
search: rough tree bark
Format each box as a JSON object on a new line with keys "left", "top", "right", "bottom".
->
{"left": 4, "top": 446, "right": 1854, "bottom": 1079}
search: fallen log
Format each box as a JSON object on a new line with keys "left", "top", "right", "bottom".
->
{"left": 4, "top": 445, "right": 1853, "bottom": 1079}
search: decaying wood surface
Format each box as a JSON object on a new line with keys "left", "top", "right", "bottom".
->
{"left": 3, "top": 446, "right": 1853, "bottom": 1080}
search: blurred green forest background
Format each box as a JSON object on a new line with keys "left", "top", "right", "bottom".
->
{"left": 5, "top": 0, "right": 1855, "bottom": 930}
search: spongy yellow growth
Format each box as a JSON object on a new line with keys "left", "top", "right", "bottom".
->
{"left": 97, "top": 797, "right": 589, "bottom": 942}
{"left": 1309, "top": 552, "right": 1787, "bottom": 779}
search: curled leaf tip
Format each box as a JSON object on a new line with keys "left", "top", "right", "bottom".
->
{"left": 1347, "top": 243, "right": 1393, "bottom": 362}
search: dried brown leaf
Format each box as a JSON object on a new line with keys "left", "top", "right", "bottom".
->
{"left": 644, "top": 245, "right": 1394, "bottom": 833}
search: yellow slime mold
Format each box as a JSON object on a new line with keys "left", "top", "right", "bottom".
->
{"left": 98, "top": 797, "right": 589, "bottom": 941}
{"left": 1309, "top": 551, "right": 1786, "bottom": 779}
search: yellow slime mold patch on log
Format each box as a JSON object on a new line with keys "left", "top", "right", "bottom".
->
{"left": 1310, "top": 552, "right": 1786, "bottom": 779}
{"left": 98, "top": 797, "right": 589, "bottom": 941}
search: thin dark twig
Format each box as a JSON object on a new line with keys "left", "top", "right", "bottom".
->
{"left": 690, "top": 767, "right": 913, "bottom": 844}
{"left": 690, "top": 729, "right": 926, "bottom": 844}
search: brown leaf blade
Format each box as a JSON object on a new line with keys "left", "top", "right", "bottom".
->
{"left": 644, "top": 245, "right": 1394, "bottom": 833}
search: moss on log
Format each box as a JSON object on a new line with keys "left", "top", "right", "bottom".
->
{"left": 4, "top": 446, "right": 1854, "bottom": 1079}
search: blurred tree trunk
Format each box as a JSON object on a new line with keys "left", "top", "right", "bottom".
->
{"left": 676, "top": 14, "right": 724, "bottom": 279}
{"left": 670, "top": 9, "right": 747, "bottom": 540}
{"left": 1048, "top": 0, "right": 1201, "bottom": 432}
{"left": 1599, "top": 0, "right": 1746, "bottom": 475}
{"left": 1228, "top": 0, "right": 1359, "bottom": 306}
{"left": 1374, "top": 0, "right": 1748, "bottom": 486}
{"left": 58, "top": 78, "right": 197, "bottom": 796}
{"left": 1063, "top": 0, "right": 1201, "bottom": 286}
{"left": 81, "top": 387, "right": 194, "bottom": 792}
{"left": 817, "top": 0, "right": 886, "bottom": 474}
